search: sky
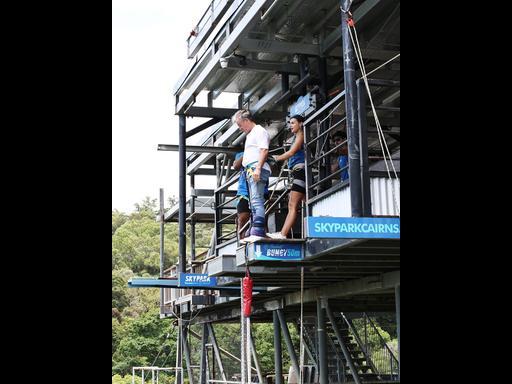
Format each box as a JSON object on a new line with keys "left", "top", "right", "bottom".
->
{"left": 112, "top": 0, "right": 214, "bottom": 213}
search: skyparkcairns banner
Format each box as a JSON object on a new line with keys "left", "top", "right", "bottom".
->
{"left": 306, "top": 217, "right": 400, "bottom": 239}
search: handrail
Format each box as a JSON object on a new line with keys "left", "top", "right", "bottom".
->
{"left": 308, "top": 139, "right": 347, "bottom": 167}
{"left": 304, "top": 90, "right": 346, "bottom": 127}
{"left": 308, "top": 165, "right": 347, "bottom": 190}
{"left": 365, "top": 313, "right": 399, "bottom": 366}
{"left": 306, "top": 117, "right": 346, "bottom": 146}
{"left": 341, "top": 313, "right": 381, "bottom": 378}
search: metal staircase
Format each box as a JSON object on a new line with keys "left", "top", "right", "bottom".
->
{"left": 297, "top": 311, "right": 399, "bottom": 383}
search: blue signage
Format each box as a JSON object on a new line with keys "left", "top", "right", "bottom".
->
{"left": 252, "top": 242, "right": 303, "bottom": 261}
{"left": 178, "top": 273, "right": 217, "bottom": 287}
{"left": 289, "top": 93, "right": 316, "bottom": 117}
{"left": 306, "top": 217, "right": 400, "bottom": 239}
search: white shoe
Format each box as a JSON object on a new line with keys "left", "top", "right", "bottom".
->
{"left": 266, "top": 232, "right": 286, "bottom": 240}
{"left": 240, "top": 235, "right": 266, "bottom": 243}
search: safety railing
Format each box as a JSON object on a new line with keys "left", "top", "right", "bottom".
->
{"left": 348, "top": 313, "right": 399, "bottom": 380}
{"left": 186, "top": 0, "right": 233, "bottom": 59}
{"left": 303, "top": 90, "right": 349, "bottom": 215}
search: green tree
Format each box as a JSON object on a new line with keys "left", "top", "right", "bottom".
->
{"left": 112, "top": 308, "right": 176, "bottom": 376}
{"left": 112, "top": 216, "right": 178, "bottom": 275}
{"left": 112, "top": 269, "right": 130, "bottom": 312}
{"left": 113, "top": 209, "right": 129, "bottom": 235}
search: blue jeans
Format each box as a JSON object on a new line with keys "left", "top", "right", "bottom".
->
{"left": 246, "top": 167, "right": 270, "bottom": 237}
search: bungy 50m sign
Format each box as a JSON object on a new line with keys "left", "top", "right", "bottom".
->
{"left": 253, "top": 243, "right": 303, "bottom": 261}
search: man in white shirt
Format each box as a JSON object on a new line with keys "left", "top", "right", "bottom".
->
{"left": 232, "top": 109, "right": 270, "bottom": 238}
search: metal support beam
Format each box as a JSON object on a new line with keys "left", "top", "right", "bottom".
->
{"left": 175, "top": 0, "right": 270, "bottom": 114}
{"left": 276, "top": 309, "right": 300, "bottom": 380}
{"left": 159, "top": 188, "right": 165, "bottom": 315}
{"left": 284, "top": 270, "right": 400, "bottom": 306}
{"left": 158, "top": 144, "right": 243, "bottom": 154}
{"left": 250, "top": 332, "right": 265, "bottom": 383}
{"left": 341, "top": 0, "right": 362, "bottom": 217}
{"left": 249, "top": 83, "right": 285, "bottom": 117}
{"left": 178, "top": 115, "right": 186, "bottom": 274}
{"left": 185, "top": 118, "right": 222, "bottom": 139}
{"left": 188, "top": 328, "right": 259, "bottom": 373}
{"left": 322, "top": 0, "right": 384, "bottom": 55}
{"left": 395, "top": 284, "right": 400, "bottom": 380}
{"left": 273, "top": 311, "right": 283, "bottom": 384}
{"left": 182, "top": 326, "right": 195, "bottom": 384}
{"left": 183, "top": 106, "right": 285, "bottom": 120}
{"left": 318, "top": 56, "right": 328, "bottom": 106}
{"left": 357, "top": 79, "right": 371, "bottom": 216}
{"left": 190, "top": 177, "right": 196, "bottom": 261}
{"left": 298, "top": 55, "right": 308, "bottom": 96}
{"left": 222, "top": 57, "right": 300, "bottom": 73}
{"left": 207, "top": 323, "right": 227, "bottom": 383}
{"left": 239, "top": 38, "right": 320, "bottom": 56}
{"left": 176, "top": 319, "right": 183, "bottom": 384}
{"left": 240, "top": 280, "right": 246, "bottom": 384}
{"left": 199, "top": 323, "right": 209, "bottom": 384}
{"left": 317, "top": 299, "right": 328, "bottom": 384}
{"left": 325, "top": 301, "right": 361, "bottom": 384}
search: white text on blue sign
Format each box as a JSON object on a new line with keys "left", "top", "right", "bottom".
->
{"left": 306, "top": 217, "right": 400, "bottom": 239}
{"left": 179, "top": 273, "right": 217, "bottom": 287}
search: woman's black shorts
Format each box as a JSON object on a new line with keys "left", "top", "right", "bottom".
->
{"left": 291, "top": 167, "right": 306, "bottom": 194}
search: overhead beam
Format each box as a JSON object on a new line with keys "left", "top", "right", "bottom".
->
{"left": 222, "top": 57, "right": 300, "bottom": 73}
{"left": 158, "top": 144, "right": 243, "bottom": 154}
{"left": 185, "top": 106, "right": 239, "bottom": 119}
{"left": 284, "top": 270, "right": 400, "bottom": 306}
{"left": 193, "top": 168, "right": 217, "bottom": 176}
{"left": 127, "top": 278, "right": 269, "bottom": 291}
{"left": 321, "top": 0, "right": 384, "bottom": 54}
{"left": 239, "top": 38, "right": 320, "bottom": 56}
{"left": 184, "top": 106, "right": 285, "bottom": 120}
{"left": 186, "top": 118, "right": 223, "bottom": 138}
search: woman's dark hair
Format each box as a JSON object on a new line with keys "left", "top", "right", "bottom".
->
{"left": 289, "top": 114, "right": 304, "bottom": 123}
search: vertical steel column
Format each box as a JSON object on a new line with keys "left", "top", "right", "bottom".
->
{"left": 356, "top": 79, "right": 371, "bottom": 216}
{"left": 182, "top": 325, "right": 195, "bottom": 384}
{"left": 395, "top": 284, "right": 400, "bottom": 380}
{"left": 207, "top": 323, "right": 227, "bottom": 383}
{"left": 281, "top": 72, "right": 289, "bottom": 94}
{"left": 176, "top": 318, "right": 183, "bottom": 384}
{"left": 318, "top": 57, "right": 328, "bottom": 106}
{"left": 199, "top": 323, "right": 209, "bottom": 384}
{"left": 340, "top": 0, "right": 362, "bottom": 217}
{"left": 177, "top": 114, "right": 186, "bottom": 384}
{"left": 159, "top": 188, "right": 165, "bottom": 315}
{"left": 250, "top": 332, "right": 264, "bottom": 383}
{"left": 317, "top": 56, "right": 332, "bottom": 193}
{"left": 273, "top": 311, "right": 283, "bottom": 384}
{"left": 317, "top": 299, "right": 328, "bottom": 384}
{"left": 298, "top": 55, "right": 308, "bottom": 96}
{"left": 325, "top": 301, "right": 361, "bottom": 384}
{"left": 190, "top": 175, "right": 196, "bottom": 262}
{"left": 241, "top": 280, "right": 246, "bottom": 384}
{"left": 178, "top": 114, "right": 187, "bottom": 271}
{"left": 276, "top": 309, "right": 300, "bottom": 379}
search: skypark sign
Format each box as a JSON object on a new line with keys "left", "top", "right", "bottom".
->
{"left": 306, "top": 217, "right": 400, "bottom": 239}
{"left": 178, "top": 273, "right": 217, "bottom": 287}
